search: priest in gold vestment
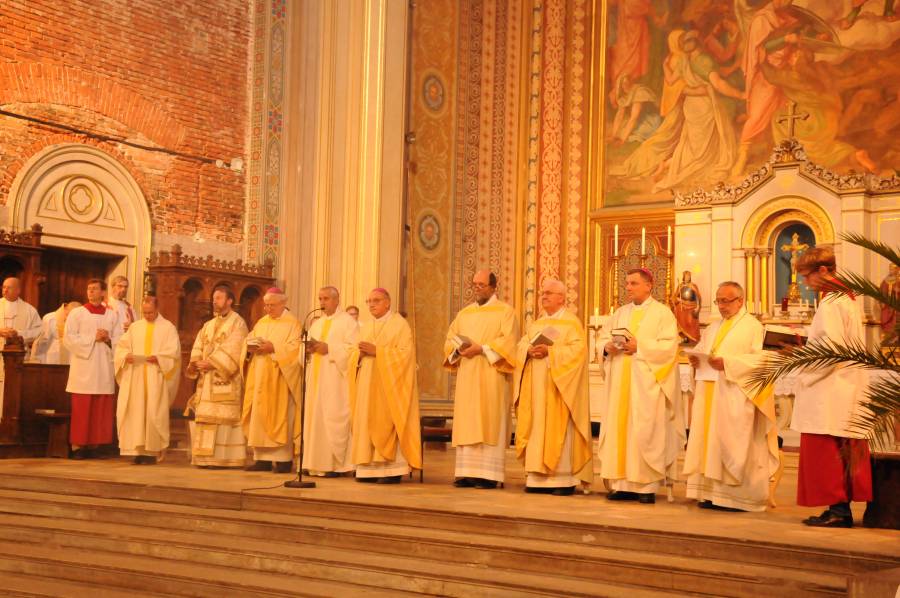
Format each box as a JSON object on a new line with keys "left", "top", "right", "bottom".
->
{"left": 443, "top": 270, "right": 518, "bottom": 489}
{"left": 186, "top": 286, "right": 249, "bottom": 468}
{"left": 114, "top": 296, "right": 181, "bottom": 464}
{"left": 599, "top": 268, "right": 684, "bottom": 504}
{"left": 513, "top": 279, "right": 592, "bottom": 495}
{"left": 241, "top": 288, "right": 302, "bottom": 473}
{"left": 683, "top": 282, "right": 779, "bottom": 512}
{"left": 348, "top": 288, "right": 421, "bottom": 483}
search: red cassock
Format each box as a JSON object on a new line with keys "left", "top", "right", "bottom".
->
{"left": 797, "top": 433, "right": 872, "bottom": 506}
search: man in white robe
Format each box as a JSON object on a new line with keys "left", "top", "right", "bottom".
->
{"left": 107, "top": 275, "right": 136, "bottom": 340}
{"left": 599, "top": 268, "right": 684, "bottom": 504}
{"left": 65, "top": 279, "right": 120, "bottom": 459}
{"left": 683, "top": 282, "right": 779, "bottom": 512}
{"left": 444, "top": 270, "right": 518, "bottom": 489}
{"left": 114, "top": 296, "right": 181, "bottom": 464}
{"left": 0, "top": 276, "right": 42, "bottom": 421}
{"left": 186, "top": 286, "right": 249, "bottom": 468}
{"left": 30, "top": 302, "right": 81, "bottom": 364}
{"left": 302, "top": 286, "right": 358, "bottom": 477}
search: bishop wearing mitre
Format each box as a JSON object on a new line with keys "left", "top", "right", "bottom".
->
{"left": 513, "top": 278, "right": 592, "bottom": 496}
{"left": 683, "top": 282, "right": 779, "bottom": 512}
{"left": 114, "top": 296, "right": 181, "bottom": 464}
{"left": 185, "top": 286, "right": 249, "bottom": 468}
{"left": 348, "top": 288, "right": 421, "bottom": 483}
{"left": 242, "top": 287, "right": 302, "bottom": 474}
{"left": 443, "top": 270, "right": 518, "bottom": 489}
{"left": 599, "top": 268, "right": 684, "bottom": 504}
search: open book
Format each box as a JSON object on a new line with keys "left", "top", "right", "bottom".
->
{"left": 530, "top": 326, "right": 560, "bottom": 347}
{"left": 763, "top": 325, "right": 807, "bottom": 350}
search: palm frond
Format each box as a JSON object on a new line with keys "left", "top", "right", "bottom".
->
{"left": 848, "top": 375, "right": 900, "bottom": 447}
{"left": 748, "top": 338, "right": 899, "bottom": 390}
{"left": 841, "top": 232, "right": 900, "bottom": 268}
{"left": 832, "top": 271, "right": 900, "bottom": 313}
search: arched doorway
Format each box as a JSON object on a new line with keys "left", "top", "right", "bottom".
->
{"left": 7, "top": 144, "right": 151, "bottom": 308}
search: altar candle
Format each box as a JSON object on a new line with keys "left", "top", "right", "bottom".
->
{"left": 614, "top": 224, "right": 619, "bottom": 257}
{"left": 641, "top": 227, "right": 646, "bottom": 254}
{"left": 667, "top": 225, "right": 672, "bottom": 255}
{"left": 814, "top": 296, "right": 818, "bottom": 310}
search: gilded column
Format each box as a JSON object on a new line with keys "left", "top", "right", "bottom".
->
{"left": 759, "top": 249, "right": 770, "bottom": 315}
{"left": 744, "top": 249, "right": 755, "bottom": 313}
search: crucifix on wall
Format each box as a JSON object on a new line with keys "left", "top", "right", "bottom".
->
{"left": 777, "top": 101, "right": 810, "bottom": 139}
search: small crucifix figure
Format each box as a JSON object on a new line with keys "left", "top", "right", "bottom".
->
{"left": 777, "top": 101, "right": 810, "bottom": 139}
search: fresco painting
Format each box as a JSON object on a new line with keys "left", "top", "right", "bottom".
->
{"left": 602, "top": 0, "right": 900, "bottom": 206}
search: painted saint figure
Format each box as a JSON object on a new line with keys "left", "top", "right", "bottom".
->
{"left": 672, "top": 271, "right": 701, "bottom": 343}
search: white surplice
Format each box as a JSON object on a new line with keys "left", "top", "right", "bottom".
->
{"left": 302, "top": 309, "right": 358, "bottom": 475}
{"left": 64, "top": 305, "right": 120, "bottom": 395}
{"left": 114, "top": 316, "right": 181, "bottom": 457}
{"left": 683, "top": 309, "right": 779, "bottom": 512}
{"left": 0, "top": 297, "right": 42, "bottom": 420}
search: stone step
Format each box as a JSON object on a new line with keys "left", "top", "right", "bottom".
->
{"left": 0, "top": 540, "right": 419, "bottom": 598}
{"left": 0, "top": 490, "right": 848, "bottom": 597}
{"left": 0, "top": 571, "right": 167, "bottom": 598}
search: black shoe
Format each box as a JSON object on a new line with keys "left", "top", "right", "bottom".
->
{"left": 552, "top": 486, "right": 575, "bottom": 496}
{"left": 698, "top": 500, "right": 713, "bottom": 509}
{"left": 322, "top": 471, "right": 341, "bottom": 478}
{"left": 133, "top": 456, "right": 156, "bottom": 465}
{"left": 453, "top": 477, "right": 475, "bottom": 488}
{"left": 376, "top": 475, "right": 402, "bottom": 484}
{"left": 70, "top": 449, "right": 89, "bottom": 460}
{"left": 606, "top": 490, "right": 639, "bottom": 501}
{"left": 638, "top": 493, "right": 656, "bottom": 504}
{"left": 244, "top": 460, "right": 272, "bottom": 472}
{"left": 355, "top": 475, "right": 379, "bottom": 483}
{"left": 524, "top": 486, "right": 554, "bottom": 494}
{"left": 473, "top": 479, "right": 498, "bottom": 490}
{"left": 707, "top": 503, "right": 743, "bottom": 512}
{"left": 272, "top": 461, "right": 293, "bottom": 474}
{"left": 802, "top": 510, "right": 853, "bottom": 528}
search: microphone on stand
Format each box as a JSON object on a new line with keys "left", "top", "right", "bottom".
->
{"left": 284, "top": 306, "right": 324, "bottom": 490}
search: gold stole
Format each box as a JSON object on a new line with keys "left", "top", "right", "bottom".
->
{"left": 143, "top": 321, "right": 155, "bottom": 407}
{"left": 615, "top": 308, "right": 647, "bottom": 476}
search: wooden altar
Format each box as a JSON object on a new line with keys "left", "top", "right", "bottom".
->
{"left": 146, "top": 245, "right": 275, "bottom": 412}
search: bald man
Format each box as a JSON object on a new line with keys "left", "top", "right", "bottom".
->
{"left": 0, "top": 277, "right": 41, "bottom": 348}
{"left": 444, "top": 270, "right": 518, "bottom": 489}
{"left": 513, "top": 279, "right": 592, "bottom": 495}
{"left": 348, "top": 288, "right": 422, "bottom": 483}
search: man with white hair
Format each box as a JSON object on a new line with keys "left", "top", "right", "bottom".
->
{"left": 302, "top": 286, "right": 358, "bottom": 477}
{"left": 599, "top": 268, "right": 683, "bottom": 504}
{"left": 348, "top": 288, "right": 422, "bottom": 483}
{"left": 241, "top": 287, "right": 302, "bottom": 473}
{"left": 683, "top": 281, "right": 779, "bottom": 512}
{"left": 513, "top": 279, "right": 592, "bottom": 495}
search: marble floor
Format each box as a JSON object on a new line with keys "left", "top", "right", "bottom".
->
{"left": 0, "top": 444, "right": 896, "bottom": 559}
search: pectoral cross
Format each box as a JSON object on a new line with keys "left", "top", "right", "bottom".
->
{"left": 777, "top": 101, "right": 809, "bottom": 139}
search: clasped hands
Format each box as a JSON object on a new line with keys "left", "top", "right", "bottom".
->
{"left": 125, "top": 354, "right": 159, "bottom": 365}
{"left": 0, "top": 327, "right": 19, "bottom": 339}
{"left": 457, "top": 341, "right": 483, "bottom": 359}
{"left": 95, "top": 328, "right": 111, "bottom": 344}
{"left": 604, "top": 337, "right": 637, "bottom": 356}
{"left": 688, "top": 355, "right": 725, "bottom": 371}
{"left": 247, "top": 340, "right": 275, "bottom": 355}
{"left": 527, "top": 343, "right": 550, "bottom": 359}
{"left": 306, "top": 340, "right": 329, "bottom": 355}
{"left": 358, "top": 341, "right": 377, "bottom": 357}
{"left": 189, "top": 359, "right": 215, "bottom": 373}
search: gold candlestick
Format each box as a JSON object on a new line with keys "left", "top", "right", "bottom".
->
{"left": 664, "top": 249, "right": 673, "bottom": 307}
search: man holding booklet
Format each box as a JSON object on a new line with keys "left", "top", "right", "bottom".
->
{"left": 513, "top": 278, "right": 592, "bottom": 496}
{"left": 598, "top": 268, "right": 683, "bottom": 504}
{"left": 444, "top": 270, "right": 518, "bottom": 489}
{"left": 683, "top": 282, "right": 779, "bottom": 512}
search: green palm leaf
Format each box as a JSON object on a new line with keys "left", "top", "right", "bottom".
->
{"left": 841, "top": 232, "right": 900, "bottom": 268}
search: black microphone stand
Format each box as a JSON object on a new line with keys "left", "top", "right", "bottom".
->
{"left": 284, "top": 307, "right": 323, "bottom": 489}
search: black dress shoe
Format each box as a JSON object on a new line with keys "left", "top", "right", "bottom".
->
{"left": 606, "top": 490, "right": 639, "bottom": 501}
{"left": 524, "top": 486, "right": 554, "bottom": 494}
{"left": 638, "top": 493, "right": 656, "bottom": 504}
{"left": 244, "top": 460, "right": 272, "bottom": 472}
{"left": 707, "top": 503, "right": 743, "bottom": 512}
{"left": 70, "top": 449, "right": 88, "bottom": 460}
{"left": 376, "top": 475, "right": 402, "bottom": 484}
{"left": 272, "top": 461, "right": 293, "bottom": 474}
{"left": 453, "top": 477, "right": 475, "bottom": 488}
{"left": 322, "top": 471, "right": 341, "bottom": 478}
{"left": 698, "top": 500, "right": 713, "bottom": 509}
{"left": 802, "top": 510, "right": 853, "bottom": 528}
{"left": 355, "top": 476, "right": 379, "bottom": 483}
{"left": 552, "top": 486, "right": 575, "bottom": 496}
{"left": 473, "top": 479, "right": 498, "bottom": 490}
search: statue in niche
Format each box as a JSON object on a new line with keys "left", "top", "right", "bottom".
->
{"left": 672, "top": 270, "right": 701, "bottom": 343}
{"left": 880, "top": 263, "right": 900, "bottom": 345}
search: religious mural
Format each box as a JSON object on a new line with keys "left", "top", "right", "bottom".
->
{"left": 601, "top": 0, "right": 900, "bottom": 206}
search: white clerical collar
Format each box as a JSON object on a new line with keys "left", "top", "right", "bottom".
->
{"left": 375, "top": 310, "right": 393, "bottom": 322}
{"left": 546, "top": 307, "right": 566, "bottom": 318}
{"left": 725, "top": 307, "right": 747, "bottom": 321}
{"left": 632, "top": 296, "right": 654, "bottom": 310}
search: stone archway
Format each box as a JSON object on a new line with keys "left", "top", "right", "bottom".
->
{"left": 6, "top": 143, "right": 152, "bottom": 302}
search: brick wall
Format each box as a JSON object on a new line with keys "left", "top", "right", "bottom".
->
{"left": 0, "top": 0, "right": 250, "bottom": 247}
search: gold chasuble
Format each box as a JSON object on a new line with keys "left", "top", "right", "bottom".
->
{"left": 241, "top": 312, "right": 302, "bottom": 454}
{"left": 513, "top": 309, "right": 593, "bottom": 486}
{"left": 348, "top": 312, "right": 422, "bottom": 472}
{"left": 443, "top": 298, "right": 518, "bottom": 447}
{"left": 683, "top": 309, "right": 779, "bottom": 511}
{"left": 186, "top": 310, "right": 249, "bottom": 467}
{"left": 599, "top": 298, "right": 684, "bottom": 494}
